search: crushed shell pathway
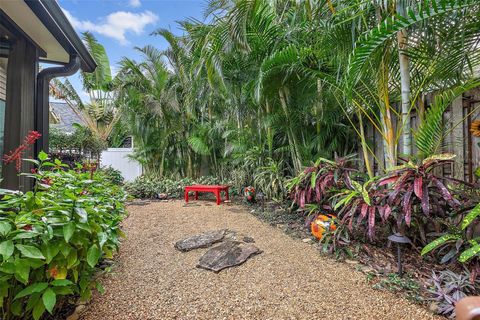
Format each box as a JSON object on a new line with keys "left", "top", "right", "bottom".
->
{"left": 81, "top": 200, "right": 441, "bottom": 320}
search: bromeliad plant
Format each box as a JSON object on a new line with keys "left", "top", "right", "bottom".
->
{"left": 0, "top": 151, "right": 126, "bottom": 320}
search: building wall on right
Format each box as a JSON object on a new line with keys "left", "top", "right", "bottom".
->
{"left": 362, "top": 88, "right": 480, "bottom": 182}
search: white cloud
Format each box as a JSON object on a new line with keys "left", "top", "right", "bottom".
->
{"left": 63, "top": 9, "right": 158, "bottom": 45}
{"left": 129, "top": 0, "right": 141, "bottom": 7}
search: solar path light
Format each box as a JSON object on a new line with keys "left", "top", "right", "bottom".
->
{"left": 387, "top": 233, "right": 411, "bottom": 277}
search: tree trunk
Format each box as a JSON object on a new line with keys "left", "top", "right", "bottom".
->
{"left": 279, "top": 88, "right": 302, "bottom": 172}
{"left": 265, "top": 100, "right": 273, "bottom": 157}
{"left": 379, "top": 56, "right": 397, "bottom": 170}
{"left": 396, "top": 0, "right": 412, "bottom": 157}
{"left": 358, "top": 111, "right": 374, "bottom": 178}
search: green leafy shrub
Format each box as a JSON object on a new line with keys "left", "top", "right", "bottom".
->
{"left": 99, "top": 166, "right": 125, "bottom": 186}
{"left": 125, "top": 175, "right": 236, "bottom": 199}
{"left": 421, "top": 202, "right": 480, "bottom": 265}
{"left": 0, "top": 152, "right": 126, "bottom": 319}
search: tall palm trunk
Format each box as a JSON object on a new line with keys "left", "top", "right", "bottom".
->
{"left": 358, "top": 111, "right": 374, "bottom": 178}
{"left": 316, "top": 80, "right": 322, "bottom": 135}
{"left": 379, "top": 56, "right": 397, "bottom": 170}
{"left": 265, "top": 100, "right": 273, "bottom": 156}
{"left": 279, "top": 88, "right": 302, "bottom": 172}
{"left": 396, "top": 0, "right": 412, "bottom": 157}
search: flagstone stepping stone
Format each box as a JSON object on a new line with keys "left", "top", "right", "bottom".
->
{"left": 174, "top": 230, "right": 226, "bottom": 252}
{"left": 197, "top": 241, "right": 262, "bottom": 272}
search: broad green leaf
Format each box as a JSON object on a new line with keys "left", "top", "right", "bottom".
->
{"left": 53, "top": 286, "right": 73, "bottom": 295}
{"left": 334, "top": 192, "right": 357, "bottom": 211}
{"left": 67, "top": 249, "right": 78, "bottom": 268}
{"left": 0, "top": 262, "right": 15, "bottom": 274}
{"left": 75, "top": 208, "right": 88, "bottom": 223}
{"left": 10, "top": 300, "right": 22, "bottom": 316}
{"left": 310, "top": 172, "right": 317, "bottom": 189}
{"left": 0, "top": 240, "right": 14, "bottom": 260}
{"left": 14, "top": 259, "right": 30, "bottom": 284}
{"left": 38, "top": 151, "right": 49, "bottom": 161}
{"left": 16, "top": 244, "right": 45, "bottom": 259}
{"left": 422, "top": 153, "right": 456, "bottom": 165}
{"left": 32, "top": 298, "right": 46, "bottom": 320}
{"left": 87, "top": 244, "right": 102, "bottom": 268}
{"left": 63, "top": 222, "right": 75, "bottom": 242}
{"left": 13, "top": 232, "right": 40, "bottom": 240}
{"left": 461, "top": 203, "right": 480, "bottom": 230}
{"left": 42, "top": 288, "right": 56, "bottom": 314}
{"left": 51, "top": 279, "right": 73, "bottom": 286}
{"left": 361, "top": 185, "right": 371, "bottom": 206}
{"left": 421, "top": 234, "right": 460, "bottom": 256}
{"left": 14, "top": 282, "right": 48, "bottom": 300}
{"left": 0, "top": 221, "right": 12, "bottom": 237}
{"left": 98, "top": 232, "right": 108, "bottom": 248}
{"left": 44, "top": 242, "right": 61, "bottom": 264}
{"left": 459, "top": 244, "right": 480, "bottom": 263}
{"left": 96, "top": 281, "right": 105, "bottom": 294}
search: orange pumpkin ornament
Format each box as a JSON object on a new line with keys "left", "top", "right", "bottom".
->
{"left": 310, "top": 214, "right": 337, "bottom": 240}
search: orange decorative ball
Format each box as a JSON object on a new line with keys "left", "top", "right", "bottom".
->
{"left": 310, "top": 214, "right": 337, "bottom": 240}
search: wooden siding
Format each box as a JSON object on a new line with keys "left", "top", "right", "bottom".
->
{"left": 363, "top": 88, "right": 480, "bottom": 181}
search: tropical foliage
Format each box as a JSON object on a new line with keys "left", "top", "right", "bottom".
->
{"left": 0, "top": 153, "right": 126, "bottom": 319}
{"left": 50, "top": 32, "right": 122, "bottom": 149}
{"left": 115, "top": 0, "right": 480, "bottom": 193}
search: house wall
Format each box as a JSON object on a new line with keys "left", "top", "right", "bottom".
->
{"left": 100, "top": 148, "right": 143, "bottom": 182}
{"left": 1, "top": 37, "right": 38, "bottom": 190}
{"left": 0, "top": 62, "right": 6, "bottom": 101}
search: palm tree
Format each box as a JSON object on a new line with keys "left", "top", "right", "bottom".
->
{"left": 50, "top": 32, "right": 120, "bottom": 148}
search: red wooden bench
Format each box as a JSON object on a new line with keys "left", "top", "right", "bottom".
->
{"left": 184, "top": 185, "right": 230, "bottom": 205}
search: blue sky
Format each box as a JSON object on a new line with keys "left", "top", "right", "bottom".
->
{"left": 58, "top": 0, "right": 207, "bottom": 100}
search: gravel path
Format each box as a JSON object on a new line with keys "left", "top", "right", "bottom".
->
{"left": 81, "top": 200, "right": 440, "bottom": 320}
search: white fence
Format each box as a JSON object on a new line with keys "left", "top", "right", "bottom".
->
{"left": 100, "top": 148, "right": 142, "bottom": 182}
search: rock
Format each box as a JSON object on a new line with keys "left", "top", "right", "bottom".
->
{"left": 174, "top": 230, "right": 226, "bottom": 252}
{"left": 197, "top": 241, "right": 262, "bottom": 272}
{"left": 242, "top": 236, "right": 255, "bottom": 243}
{"left": 66, "top": 305, "right": 86, "bottom": 320}
{"left": 75, "top": 305, "right": 86, "bottom": 313}
{"left": 274, "top": 208, "right": 287, "bottom": 215}
{"left": 129, "top": 200, "right": 150, "bottom": 206}
{"left": 157, "top": 193, "right": 168, "bottom": 200}
{"left": 302, "top": 238, "right": 312, "bottom": 243}
{"left": 345, "top": 259, "right": 359, "bottom": 265}
{"left": 224, "top": 231, "right": 255, "bottom": 243}
{"left": 66, "top": 314, "right": 79, "bottom": 320}
{"left": 428, "top": 302, "right": 439, "bottom": 313}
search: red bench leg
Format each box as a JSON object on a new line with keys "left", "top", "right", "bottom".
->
{"left": 215, "top": 190, "right": 221, "bottom": 205}
{"left": 225, "top": 189, "right": 229, "bottom": 201}
{"left": 194, "top": 191, "right": 199, "bottom": 200}
{"left": 184, "top": 189, "right": 189, "bottom": 203}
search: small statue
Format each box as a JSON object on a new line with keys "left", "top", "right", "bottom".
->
{"left": 244, "top": 186, "right": 256, "bottom": 203}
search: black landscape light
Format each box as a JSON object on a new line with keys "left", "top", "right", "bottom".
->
{"left": 388, "top": 233, "right": 411, "bottom": 277}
